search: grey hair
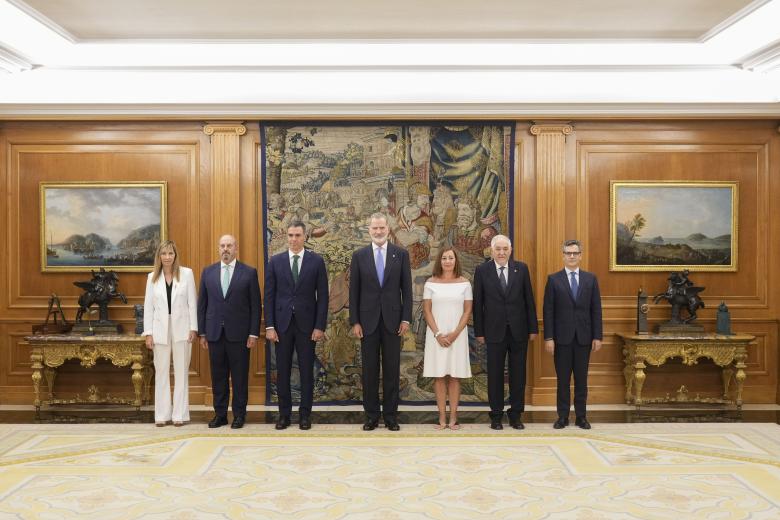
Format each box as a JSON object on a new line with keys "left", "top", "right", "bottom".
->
{"left": 369, "top": 212, "right": 388, "bottom": 224}
{"left": 490, "top": 234, "right": 511, "bottom": 248}
{"left": 561, "top": 239, "right": 582, "bottom": 252}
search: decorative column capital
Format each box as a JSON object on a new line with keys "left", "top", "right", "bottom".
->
{"left": 530, "top": 123, "right": 573, "bottom": 136}
{"left": 203, "top": 122, "right": 247, "bottom": 136}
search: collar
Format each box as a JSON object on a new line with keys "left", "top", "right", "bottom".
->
{"left": 221, "top": 259, "right": 237, "bottom": 269}
{"left": 288, "top": 249, "right": 305, "bottom": 260}
{"left": 565, "top": 267, "right": 580, "bottom": 276}
{"left": 494, "top": 260, "right": 509, "bottom": 270}
{"left": 372, "top": 242, "right": 387, "bottom": 253}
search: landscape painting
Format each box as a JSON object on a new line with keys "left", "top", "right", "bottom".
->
{"left": 610, "top": 181, "right": 738, "bottom": 272}
{"left": 40, "top": 182, "right": 167, "bottom": 272}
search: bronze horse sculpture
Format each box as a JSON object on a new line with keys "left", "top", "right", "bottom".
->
{"left": 653, "top": 270, "right": 705, "bottom": 324}
{"left": 74, "top": 268, "right": 128, "bottom": 323}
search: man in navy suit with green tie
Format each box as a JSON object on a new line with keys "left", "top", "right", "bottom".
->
{"left": 264, "top": 221, "right": 329, "bottom": 430}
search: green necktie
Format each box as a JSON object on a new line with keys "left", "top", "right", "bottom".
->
{"left": 292, "top": 255, "right": 300, "bottom": 284}
{"left": 221, "top": 264, "right": 230, "bottom": 297}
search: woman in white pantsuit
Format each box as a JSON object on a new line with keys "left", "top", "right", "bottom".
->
{"left": 143, "top": 240, "right": 198, "bottom": 426}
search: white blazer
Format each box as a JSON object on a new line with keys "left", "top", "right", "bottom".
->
{"left": 142, "top": 266, "right": 198, "bottom": 345}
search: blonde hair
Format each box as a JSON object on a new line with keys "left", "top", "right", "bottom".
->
{"left": 151, "top": 240, "right": 181, "bottom": 283}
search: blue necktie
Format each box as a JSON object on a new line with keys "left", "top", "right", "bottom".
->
{"left": 570, "top": 271, "right": 579, "bottom": 300}
{"left": 375, "top": 247, "right": 385, "bottom": 287}
{"left": 222, "top": 264, "right": 230, "bottom": 297}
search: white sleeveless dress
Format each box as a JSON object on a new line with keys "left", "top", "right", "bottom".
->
{"left": 422, "top": 281, "right": 473, "bottom": 378}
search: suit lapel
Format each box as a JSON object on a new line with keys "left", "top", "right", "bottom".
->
{"left": 486, "top": 260, "right": 505, "bottom": 297}
{"left": 171, "top": 275, "right": 180, "bottom": 304}
{"left": 225, "top": 262, "right": 241, "bottom": 299}
{"left": 382, "top": 245, "right": 397, "bottom": 287}
{"left": 281, "top": 253, "right": 295, "bottom": 289}
{"left": 505, "top": 260, "right": 519, "bottom": 295}
{"left": 559, "top": 269, "right": 576, "bottom": 304}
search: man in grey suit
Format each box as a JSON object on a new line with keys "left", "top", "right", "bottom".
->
{"left": 543, "top": 239, "right": 603, "bottom": 430}
{"left": 349, "top": 213, "right": 412, "bottom": 431}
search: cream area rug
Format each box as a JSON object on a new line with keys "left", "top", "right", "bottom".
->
{"left": 0, "top": 423, "right": 778, "bottom": 519}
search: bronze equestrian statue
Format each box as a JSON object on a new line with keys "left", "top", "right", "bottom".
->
{"left": 74, "top": 268, "right": 128, "bottom": 323}
{"left": 653, "top": 270, "right": 705, "bottom": 324}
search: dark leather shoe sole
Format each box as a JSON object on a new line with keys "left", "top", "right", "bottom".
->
{"left": 208, "top": 417, "right": 228, "bottom": 428}
{"left": 362, "top": 421, "right": 378, "bottom": 431}
{"left": 510, "top": 421, "right": 525, "bottom": 430}
{"left": 231, "top": 418, "right": 245, "bottom": 429}
{"left": 275, "top": 417, "right": 291, "bottom": 430}
{"left": 490, "top": 422, "right": 504, "bottom": 430}
{"left": 553, "top": 417, "right": 570, "bottom": 429}
{"left": 299, "top": 420, "right": 312, "bottom": 430}
{"left": 385, "top": 422, "right": 400, "bottom": 431}
{"left": 575, "top": 418, "right": 592, "bottom": 430}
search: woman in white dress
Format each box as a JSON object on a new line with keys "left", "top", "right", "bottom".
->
{"left": 423, "top": 247, "right": 473, "bottom": 430}
{"left": 142, "top": 241, "right": 198, "bottom": 427}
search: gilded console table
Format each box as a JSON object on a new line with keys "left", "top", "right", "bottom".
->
{"left": 618, "top": 333, "right": 754, "bottom": 410}
{"left": 24, "top": 334, "right": 152, "bottom": 411}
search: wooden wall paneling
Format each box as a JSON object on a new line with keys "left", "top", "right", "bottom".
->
{"left": 573, "top": 121, "right": 779, "bottom": 405}
{"left": 528, "top": 122, "right": 573, "bottom": 404}
{"left": 0, "top": 122, "right": 210, "bottom": 404}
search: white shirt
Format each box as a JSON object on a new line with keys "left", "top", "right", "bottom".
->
{"left": 495, "top": 261, "right": 509, "bottom": 283}
{"left": 565, "top": 267, "right": 580, "bottom": 289}
{"left": 372, "top": 242, "right": 386, "bottom": 265}
{"left": 221, "top": 258, "right": 237, "bottom": 285}
{"left": 289, "top": 249, "right": 305, "bottom": 271}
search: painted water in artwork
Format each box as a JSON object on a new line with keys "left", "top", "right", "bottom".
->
{"left": 42, "top": 184, "right": 164, "bottom": 271}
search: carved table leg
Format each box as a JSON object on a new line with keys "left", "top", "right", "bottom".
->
{"left": 30, "top": 350, "right": 43, "bottom": 412}
{"left": 721, "top": 366, "right": 734, "bottom": 401}
{"left": 43, "top": 366, "right": 57, "bottom": 400}
{"left": 131, "top": 353, "right": 144, "bottom": 411}
{"left": 623, "top": 365, "right": 635, "bottom": 404}
{"left": 734, "top": 349, "right": 747, "bottom": 410}
{"left": 634, "top": 361, "right": 647, "bottom": 409}
{"left": 142, "top": 365, "right": 153, "bottom": 404}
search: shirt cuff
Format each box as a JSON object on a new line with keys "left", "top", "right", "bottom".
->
{"left": 249, "top": 335, "right": 259, "bottom": 339}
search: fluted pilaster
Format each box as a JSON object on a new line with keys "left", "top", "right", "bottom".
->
{"left": 203, "top": 122, "right": 246, "bottom": 245}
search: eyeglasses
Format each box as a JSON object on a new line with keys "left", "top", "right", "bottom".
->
{"left": 563, "top": 251, "right": 582, "bottom": 256}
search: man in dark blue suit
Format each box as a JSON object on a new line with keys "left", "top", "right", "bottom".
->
{"left": 473, "top": 235, "right": 538, "bottom": 430}
{"left": 264, "top": 221, "right": 329, "bottom": 430}
{"left": 198, "top": 234, "right": 261, "bottom": 429}
{"left": 349, "top": 213, "right": 412, "bottom": 431}
{"left": 543, "top": 239, "right": 603, "bottom": 430}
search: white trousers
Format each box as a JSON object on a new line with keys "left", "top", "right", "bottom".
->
{"left": 153, "top": 316, "right": 192, "bottom": 422}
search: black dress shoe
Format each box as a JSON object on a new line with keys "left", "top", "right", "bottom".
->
{"left": 553, "top": 417, "right": 569, "bottom": 429}
{"left": 299, "top": 417, "right": 311, "bottom": 430}
{"left": 275, "top": 416, "right": 291, "bottom": 430}
{"left": 575, "top": 417, "right": 591, "bottom": 430}
{"left": 385, "top": 420, "right": 400, "bottom": 431}
{"left": 509, "top": 419, "right": 525, "bottom": 430}
{"left": 490, "top": 419, "right": 504, "bottom": 430}
{"left": 231, "top": 416, "right": 245, "bottom": 429}
{"left": 362, "top": 419, "right": 379, "bottom": 431}
{"left": 208, "top": 415, "right": 228, "bottom": 428}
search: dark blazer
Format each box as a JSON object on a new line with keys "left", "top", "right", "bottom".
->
{"left": 197, "top": 261, "right": 262, "bottom": 343}
{"left": 473, "top": 259, "right": 538, "bottom": 343}
{"left": 543, "top": 269, "right": 603, "bottom": 345}
{"left": 264, "top": 250, "right": 329, "bottom": 334}
{"left": 349, "top": 242, "right": 412, "bottom": 335}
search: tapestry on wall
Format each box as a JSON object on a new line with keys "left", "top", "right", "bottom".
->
{"left": 262, "top": 123, "right": 515, "bottom": 404}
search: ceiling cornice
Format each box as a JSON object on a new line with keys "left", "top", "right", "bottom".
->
{"left": 1, "top": 103, "right": 779, "bottom": 120}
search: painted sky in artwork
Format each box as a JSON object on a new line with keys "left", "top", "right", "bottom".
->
{"left": 45, "top": 187, "right": 161, "bottom": 244}
{"left": 616, "top": 186, "right": 732, "bottom": 238}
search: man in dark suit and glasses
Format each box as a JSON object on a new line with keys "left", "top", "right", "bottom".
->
{"left": 473, "top": 234, "right": 538, "bottom": 430}
{"left": 264, "top": 221, "right": 329, "bottom": 430}
{"left": 349, "top": 213, "right": 412, "bottom": 431}
{"left": 543, "top": 239, "right": 603, "bottom": 430}
{"left": 198, "top": 234, "right": 261, "bottom": 429}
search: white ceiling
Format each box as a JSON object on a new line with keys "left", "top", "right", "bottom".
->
{"left": 14, "top": 0, "right": 758, "bottom": 41}
{"left": 0, "top": 0, "right": 779, "bottom": 117}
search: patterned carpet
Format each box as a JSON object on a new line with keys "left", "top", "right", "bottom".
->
{"left": 0, "top": 423, "right": 779, "bottom": 519}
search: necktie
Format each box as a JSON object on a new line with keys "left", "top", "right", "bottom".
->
{"left": 499, "top": 266, "right": 507, "bottom": 292}
{"left": 292, "top": 255, "right": 300, "bottom": 284}
{"left": 570, "top": 271, "right": 579, "bottom": 300}
{"left": 375, "top": 247, "right": 385, "bottom": 287}
{"left": 221, "top": 264, "right": 230, "bottom": 297}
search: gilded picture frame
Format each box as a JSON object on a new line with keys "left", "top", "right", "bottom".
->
{"left": 609, "top": 181, "right": 738, "bottom": 272}
{"left": 40, "top": 181, "right": 167, "bottom": 272}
